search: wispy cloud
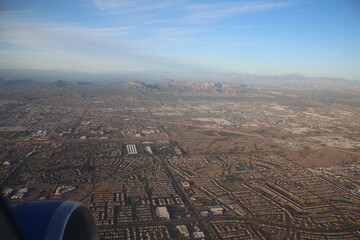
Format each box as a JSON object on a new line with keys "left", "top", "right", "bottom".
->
{"left": 93, "top": 0, "right": 294, "bottom": 24}
{"left": 0, "top": 13, "right": 137, "bottom": 53}
{"left": 182, "top": 2, "right": 293, "bottom": 23}
{"left": 93, "top": 0, "right": 177, "bottom": 12}
{"left": 0, "top": 13, "right": 211, "bottom": 72}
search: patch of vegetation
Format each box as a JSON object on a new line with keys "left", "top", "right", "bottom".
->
{"left": 227, "top": 163, "right": 233, "bottom": 173}
{"left": 218, "top": 131, "right": 242, "bottom": 137}
{"left": 182, "top": 168, "right": 194, "bottom": 176}
{"left": 201, "top": 130, "right": 218, "bottom": 136}
{"left": 82, "top": 160, "right": 95, "bottom": 172}
{"left": 264, "top": 183, "right": 296, "bottom": 202}
{"left": 254, "top": 188, "right": 273, "bottom": 199}
{"left": 145, "top": 186, "right": 153, "bottom": 196}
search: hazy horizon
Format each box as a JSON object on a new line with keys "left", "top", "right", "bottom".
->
{"left": 1, "top": 68, "right": 360, "bottom": 84}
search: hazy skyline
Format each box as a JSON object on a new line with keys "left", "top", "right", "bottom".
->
{"left": 1, "top": 0, "right": 360, "bottom": 80}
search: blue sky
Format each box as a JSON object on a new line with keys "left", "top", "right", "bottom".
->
{"left": 0, "top": 0, "right": 359, "bottom": 80}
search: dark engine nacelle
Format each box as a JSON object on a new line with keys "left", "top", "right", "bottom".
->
{"left": 9, "top": 200, "right": 99, "bottom": 240}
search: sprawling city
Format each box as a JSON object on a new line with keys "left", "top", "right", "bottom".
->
{"left": 1, "top": 79, "right": 359, "bottom": 239}
{"left": 1, "top": 1, "right": 360, "bottom": 239}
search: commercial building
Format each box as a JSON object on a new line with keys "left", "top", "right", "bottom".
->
{"left": 156, "top": 207, "right": 170, "bottom": 220}
{"left": 176, "top": 225, "right": 189, "bottom": 237}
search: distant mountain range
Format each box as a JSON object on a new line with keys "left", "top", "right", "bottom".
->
{"left": 0, "top": 69, "right": 358, "bottom": 89}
